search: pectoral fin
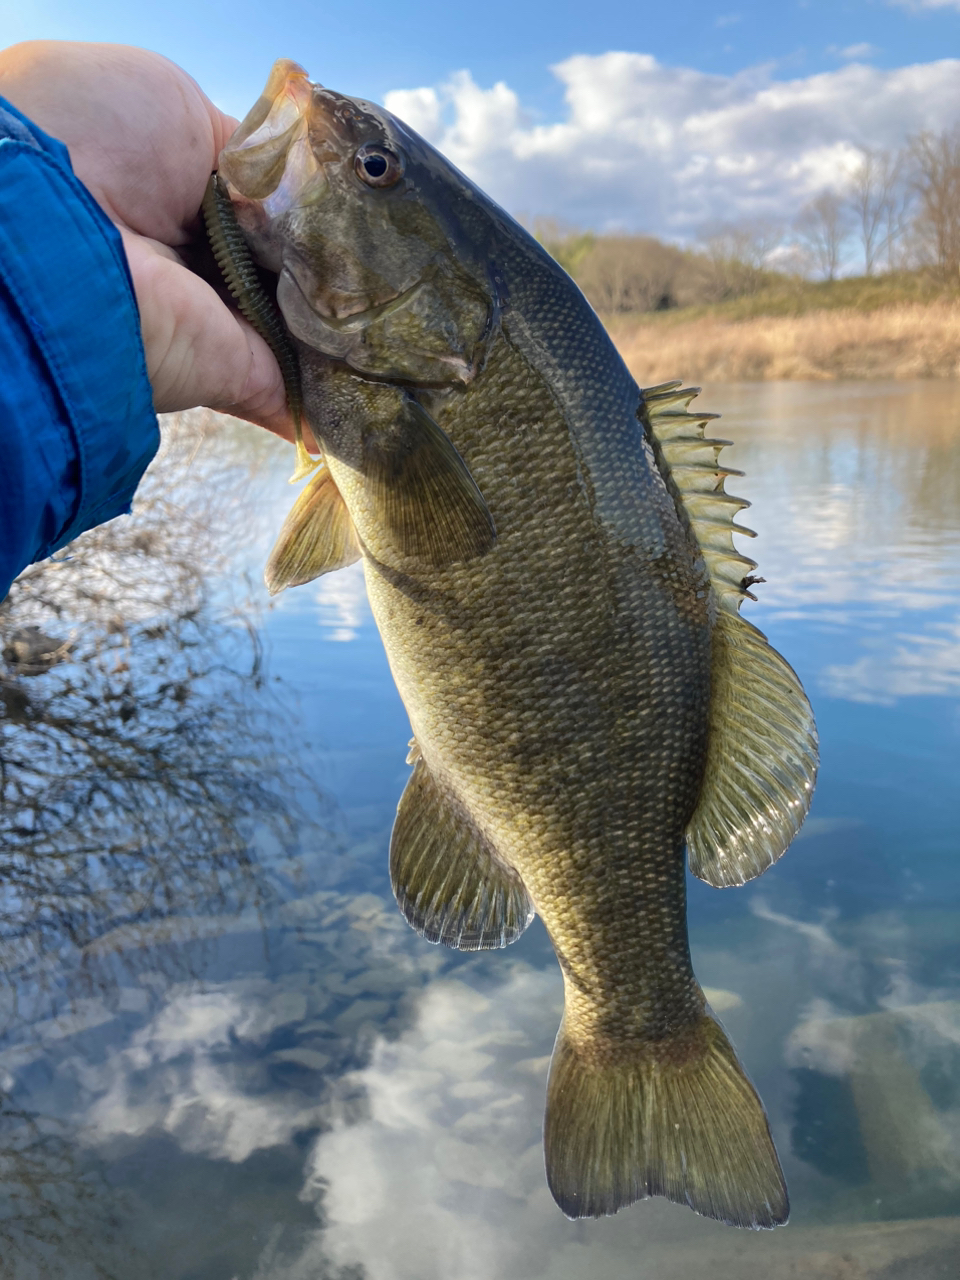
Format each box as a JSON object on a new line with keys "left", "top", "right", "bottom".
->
{"left": 264, "top": 463, "right": 360, "bottom": 595}
{"left": 361, "top": 398, "right": 496, "bottom": 566}
{"left": 390, "top": 755, "right": 534, "bottom": 950}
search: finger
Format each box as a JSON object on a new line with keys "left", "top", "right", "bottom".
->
{"left": 213, "top": 109, "right": 241, "bottom": 154}
{"left": 123, "top": 231, "right": 318, "bottom": 448}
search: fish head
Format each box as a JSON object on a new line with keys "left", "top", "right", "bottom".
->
{"left": 219, "top": 61, "right": 497, "bottom": 386}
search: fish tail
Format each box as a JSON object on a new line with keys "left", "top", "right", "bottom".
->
{"left": 544, "top": 1010, "right": 788, "bottom": 1228}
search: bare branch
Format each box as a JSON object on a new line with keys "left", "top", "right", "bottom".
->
{"left": 847, "top": 148, "right": 911, "bottom": 276}
{"left": 909, "top": 127, "right": 960, "bottom": 280}
{"left": 794, "top": 191, "right": 852, "bottom": 281}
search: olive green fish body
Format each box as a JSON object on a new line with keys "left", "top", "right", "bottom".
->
{"left": 216, "top": 61, "right": 818, "bottom": 1228}
{"left": 345, "top": 305, "right": 711, "bottom": 1033}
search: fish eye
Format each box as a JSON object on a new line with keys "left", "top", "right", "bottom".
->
{"left": 354, "top": 143, "right": 404, "bottom": 189}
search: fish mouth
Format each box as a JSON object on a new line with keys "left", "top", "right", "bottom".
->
{"left": 279, "top": 265, "right": 478, "bottom": 384}
{"left": 283, "top": 257, "right": 422, "bottom": 332}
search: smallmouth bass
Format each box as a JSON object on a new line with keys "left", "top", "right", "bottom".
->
{"left": 208, "top": 60, "right": 818, "bottom": 1226}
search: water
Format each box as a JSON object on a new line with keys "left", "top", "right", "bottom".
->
{"left": 0, "top": 384, "right": 958, "bottom": 1279}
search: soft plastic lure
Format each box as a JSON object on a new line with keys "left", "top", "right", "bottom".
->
{"left": 201, "top": 172, "right": 316, "bottom": 483}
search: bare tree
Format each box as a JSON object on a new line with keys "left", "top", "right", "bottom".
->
{"left": 794, "top": 191, "right": 851, "bottom": 280}
{"left": 572, "top": 235, "right": 690, "bottom": 313}
{"left": 533, "top": 219, "right": 596, "bottom": 278}
{"left": 909, "top": 127, "right": 960, "bottom": 280}
{"left": 0, "top": 414, "right": 315, "bottom": 1008}
{"left": 697, "top": 219, "right": 784, "bottom": 298}
{"left": 848, "top": 148, "right": 910, "bottom": 275}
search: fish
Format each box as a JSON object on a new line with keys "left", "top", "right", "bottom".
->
{"left": 210, "top": 59, "right": 818, "bottom": 1227}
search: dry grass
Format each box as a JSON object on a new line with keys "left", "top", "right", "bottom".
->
{"left": 608, "top": 301, "right": 960, "bottom": 383}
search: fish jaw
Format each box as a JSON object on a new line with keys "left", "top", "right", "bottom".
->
{"left": 218, "top": 59, "right": 327, "bottom": 262}
{"left": 277, "top": 261, "right": 488, "bottom": 386}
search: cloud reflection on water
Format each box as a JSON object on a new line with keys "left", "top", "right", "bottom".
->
{"left": 75, "top": 984, "right": 324, "bottom": 1164}
{"left": 259, "top": 914, "right": 960, "bottom": 1280}
{"left": 314, "top": 563, "right": 372, "bottom": 643}
{"left": 303, "top": 967, "right": 560, "bottom": 1280}
{"left": 821, "top": 619, "right": 960, "bottom": 704}
{"left": 2, "top": 389, "right": 959, "bottom": 1276}
{"left": 712, "top": 383, "right": 960, "bottom": 708}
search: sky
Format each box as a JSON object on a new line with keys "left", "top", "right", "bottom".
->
{"left": 3, "top": 0, "right": 960, "bottom": 237}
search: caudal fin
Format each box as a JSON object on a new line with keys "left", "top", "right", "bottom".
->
{"left": 544, "top": 1013, "right": 787, "bottom": 1228}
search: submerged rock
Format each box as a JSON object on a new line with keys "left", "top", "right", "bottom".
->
{"left": 2, "top": 624, "right": 69, "bottom": 675}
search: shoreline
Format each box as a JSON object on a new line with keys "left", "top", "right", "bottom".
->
{"left": 607, "top": 301, "right": 960, "bottom": 383}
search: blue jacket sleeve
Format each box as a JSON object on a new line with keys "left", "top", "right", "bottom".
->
{"left": 0, "top": 97, "right": 159, "bottom": 600}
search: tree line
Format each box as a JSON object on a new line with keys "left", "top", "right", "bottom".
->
{"left": 534, "top": 125, "right": 960, "bottom": 312}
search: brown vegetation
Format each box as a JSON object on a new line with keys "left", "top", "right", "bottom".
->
{"left": 537, "top": 218, "right": 960, "bottom": 382}
{"left": 538, "top": 223, "right": 778, "bottom": 312}
{"left": 608, "top": 301, "right": 960, "bottom": 384}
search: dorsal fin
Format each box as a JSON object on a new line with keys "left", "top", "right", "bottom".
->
{"left": 642, "top": 382, "right": 819, "bottom": 887}
{"left": 642, "top": 381, "right": 759, "bottom": 613}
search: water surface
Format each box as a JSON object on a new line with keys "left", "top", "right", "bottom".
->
{"left": 0, "top": 384, "right": 958, "bottom": 1279}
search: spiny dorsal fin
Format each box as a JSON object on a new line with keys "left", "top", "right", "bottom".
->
{"left": 642, "top": 381, "right": 758, "bottom": 615}
{"left": 390, "top": 754, "right": 535, "bottom": 950}
{"left": 642, "top": 382, "right": 819, "bottom": 887}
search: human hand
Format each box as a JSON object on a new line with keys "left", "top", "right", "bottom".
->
{"left": 0, "top": 40, "right": 313, "bottom": 445}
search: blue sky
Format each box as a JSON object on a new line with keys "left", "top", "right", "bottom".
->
{"left": 4, "top": 0, "right": 959, "bottom": 119}
{"left": 3, "top": 0, "right": 960, "bottom": 236}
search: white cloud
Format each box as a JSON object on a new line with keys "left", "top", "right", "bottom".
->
{"left": 382, "top": 86, "right": 443, "bottom": 139}
{"left": 828, "top": 42, "right": 880, "bottom": 59}
{"left": 384, "top": 54, "right": 960, "bottom": 235}
{"left": 891, "top": 0, "right": 960, "bottom": 9}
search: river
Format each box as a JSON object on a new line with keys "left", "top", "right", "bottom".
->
{"left": 0, "top": 381, "right": 957, "bottom": 1279}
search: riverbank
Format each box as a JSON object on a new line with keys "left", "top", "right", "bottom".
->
{"left": 607, "top": 298, "right": 960, "bottom": 384}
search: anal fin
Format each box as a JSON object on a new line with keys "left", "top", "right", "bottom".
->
{"left": 390, "top": 756, "right": 534, "bottom": 950}
{"left": 264, "top": 462, "right": 360, "bottom": 595}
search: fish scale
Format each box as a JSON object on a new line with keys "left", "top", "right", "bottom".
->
{"left": 358, "top": 316, "right": 711, "bottom": 1089}
{"left": 211, "top": 58, "right": 817, "bottom": 1229}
